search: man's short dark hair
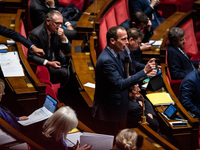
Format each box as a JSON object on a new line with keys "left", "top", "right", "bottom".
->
{"left": 127, "top": 28, "right": 144, "bottom": 40}
{"left": 168, "top": 27, "right": 185, "bottom": 44}
{"left": 106, "top": 26, "right": 126, "bottom": 44}
{"left": 131, "top": 11, "right": 148, "bottom": 26}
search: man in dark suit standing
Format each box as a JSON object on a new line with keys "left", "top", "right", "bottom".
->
{"left": 92, "top": 26, "right": 156, "bottom": 135}
{"left": 28, "top": 10, "right": 71, "bottom": 87}
{"left": 167, "top": 27, "right": 200, "bottom": 80}
{"left": 0, "top": 25, "right": 44, "bottom": 56}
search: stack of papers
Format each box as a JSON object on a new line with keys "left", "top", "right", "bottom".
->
{"left": 66, "top": 132, "right": 114, "bottom": 150}
{"left": 146, "top": 92, "right": 174, "bottom": 106}
{"left": 0, "top": 51, "right": 24, "bottom": 77}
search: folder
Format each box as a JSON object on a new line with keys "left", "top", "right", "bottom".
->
{"left": 146, "top": 92, "right": 174, "bottom": 106}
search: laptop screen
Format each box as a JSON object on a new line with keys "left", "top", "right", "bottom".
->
{"left": 43, "top": 94, "right": 58, "bottom": 113}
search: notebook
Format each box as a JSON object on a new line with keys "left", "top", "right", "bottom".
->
{"left": 146, "top": 92, "right": 174, "bottom": 106}
{"left": 18, "top": 94, "right": 58, "bottom": 126}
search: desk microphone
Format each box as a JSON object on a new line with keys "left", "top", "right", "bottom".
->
{"left": 125, "top": 56, "right": 129, "bottom": 77}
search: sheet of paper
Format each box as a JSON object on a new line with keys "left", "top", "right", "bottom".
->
{"left": 65, "top": 131, "right": 83, "bottom": 147}
{"left": 7, "top": 40, "right": 16, "bottom": 46}
{"left": 80, "top": 132, "right": 114, "bottom": 150}
{"left": 149, "top": 40, "right": 162, "bottom": 46}
{"left": 0, "top": 129, "right": 16, "bottom": 145}
{"left": 0, "top": 44, "right": 8, "bottom": 50}
{"left": 84, "top": 82, "right": 95, "bottom": 88}
{"left": 18, "top": 107, "right": 53, "bottom": 126}
{"left": 0, "top": 51, "right": 24, "bottom": 77}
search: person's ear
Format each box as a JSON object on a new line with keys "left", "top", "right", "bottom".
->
{"left": 110, "top": 38, "right": 116, "bottom": 45}
{"left": 46, "top": 18, "right": 51, "bottom": 25}
{"left": 129, "top": 37, "right": 133, "bottom": 43}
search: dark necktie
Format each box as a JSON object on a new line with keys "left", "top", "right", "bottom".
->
{"left": 130, "top": 52, "right": 136, "bottom": 74}
{"left": 117, "top": 54, "right": 124, "bottom": 72}
{"left": 49, "top": 33, "right": 54, "bottom": 61}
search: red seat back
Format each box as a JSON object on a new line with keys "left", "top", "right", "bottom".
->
{"left": 98, "top": 0, "right": 129, "bottom": 54}
{"left": 19, "top": 20, "right": 28, "bottom": 58}
{"left": 180, "top": 19, "right": 198, "bottom": 57}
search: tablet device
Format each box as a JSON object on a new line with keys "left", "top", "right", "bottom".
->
{"left": 44, "top": 94, "right": 58, "bottom": 113}
{"left": 163, "top": 104, "right": 177, "bottom": 119}
{"left": 147, "top": 73, "right": 164, "bottom": 91}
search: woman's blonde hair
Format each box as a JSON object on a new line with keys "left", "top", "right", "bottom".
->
{"left": 115, "top": 129, "right": 138, "bottom": 150}
{"left": 42, "top": 106, "right": 78, "bottom": 141}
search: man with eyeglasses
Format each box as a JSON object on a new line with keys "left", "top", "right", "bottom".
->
{"left": 28, "top": 10, "right": 71, "bottom": 87}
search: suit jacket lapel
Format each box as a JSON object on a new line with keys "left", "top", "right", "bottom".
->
{"left": 105, "top": 48, "right": 125, "bottom": 77}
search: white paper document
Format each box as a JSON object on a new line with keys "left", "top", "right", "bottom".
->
{"left": 66, "top": 132, "right": 83, "bottom": 147}
{"left": 0, "top": 44, "right": 8, "bottom": 50}
{"left": 80, "top": 132, "right": 114, "bottom": 150}
{"left": 18, "top": 107, "right": 53, "bottom": 126}
{"left": 0, "top": 129, "right": 16, "bottom": 145}
{"left": 0, "top": 51, "right": 24, "bottom": 77}
{"left": 84, "top": 82, "right": 95, "bottom": 88}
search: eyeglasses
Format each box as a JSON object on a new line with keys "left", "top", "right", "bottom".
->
{"left": 51, "top": 20, "right": 63, "bottom": 26}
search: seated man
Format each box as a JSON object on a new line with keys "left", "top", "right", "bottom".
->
{"left": 120, "top": 28, "right": 156, "bottom": 76}
{"left": 28, "top": 10, "right": 71, "bottom": 87}
{"left": 127, "top": 84, "right": 159, "bottom": 132}
{"left": 178, "top": 62, "right": 200, "bottom": 119}
{"left": 167, "top": 27, "right": 200, "bottom": 80}
{"left": 120, "top": 11, "right": 153, "bottom": 43}
{"left": 30, "top": 0, "right": 80, "bottom": 41}
{"left": 129, "top": 0, "right": 165, "bottom": 31}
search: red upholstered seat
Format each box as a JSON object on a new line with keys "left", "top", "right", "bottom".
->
{"left": 158, "top": 0, "right": 193, "bottom": 18}
{"left": 58, "top": 0, "right": 90, "bottom": 11}
{"left": 98, "top": 0, "right": 130, "bottom": 54}
{"left": 180, "top": 19, "right": 200, "bottom": 60}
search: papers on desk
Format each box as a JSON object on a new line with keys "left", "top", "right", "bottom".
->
{"left": 149, "top": 40, "right": 162, "bottom": 49}
{"left": 84, "top": 82, "right": 95, "bottom": 88}
{"left": 0, "top": 44, "right": 8, "bottom": 50}
{"left": 0, "top": 129, "right": 16, "bottom": 145}
{"left": 146, "top": 92, "right": 174, "bottom": 106}
{"left": 0, "top": 51, "right": 24, "bottom": 77}
{"left": 66, "top": 132, "right": 114, "bottom": 150}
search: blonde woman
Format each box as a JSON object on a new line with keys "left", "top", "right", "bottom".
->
{"left": 115, "top": 129, "right": 143, "bottom": 150}
{"left": 32, "top": 106, "right": 92, "bottom": 150}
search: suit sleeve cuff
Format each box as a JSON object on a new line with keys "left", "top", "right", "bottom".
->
{"left": 43, "top": 59, "right": 49, "bottom": 65}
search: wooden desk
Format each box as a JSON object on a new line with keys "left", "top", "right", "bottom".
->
{"left": 76, "top": 0, "right": 111, "bottom": 37}
{"left": 71, "top": 40, "right": 95, "bottom": 107}
{"left": 146, "top": 63, "right": 199, "bottom": 150}
{"left": 0, "top": 10, "right": 46, "bottom": 116}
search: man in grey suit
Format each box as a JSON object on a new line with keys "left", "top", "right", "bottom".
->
{"left": 92, "top": 26, "right": 156, "bottom": 135}
{"left": 28, "top": 10, "right": 71, "bottom": 87}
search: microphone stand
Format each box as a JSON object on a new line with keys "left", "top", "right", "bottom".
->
{"left": 137, "top": 91, "right": 148, "bottom": 125}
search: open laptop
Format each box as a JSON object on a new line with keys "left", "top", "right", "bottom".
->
{"left": 18, "top": 94, "right": 58, "bottom": 126}
{"left": 146, "top": 73, "right": 164, "bottom": 91}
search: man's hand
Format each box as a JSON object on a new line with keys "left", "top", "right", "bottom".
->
{"left": 47, "top": 61, "right": 61, "bottom": 69}
{"left": 67, "top": 25, "right": 74, "bottom": 30}
{"left": 31, "top": 46, "right": 45, "bottom": 56}
{"left": 147, "top": 69, "right": 157, "bottom": 77}
{"left": 19, "top": 116, "right": 28, "bottom": 121}
{"left": 46, "top": 0, "right": 55, "bottom": 7}
{"left": 57, "top": 28, "right": 67, "bottom": 42}
{"left": 140, "top": 43, "right": 151, "bottom": 51}
{"left": 150, "top": 0, "right": 159, "bottom": 8}
{"left": 144, "top": 58, "right": 156, "bottom": 74}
